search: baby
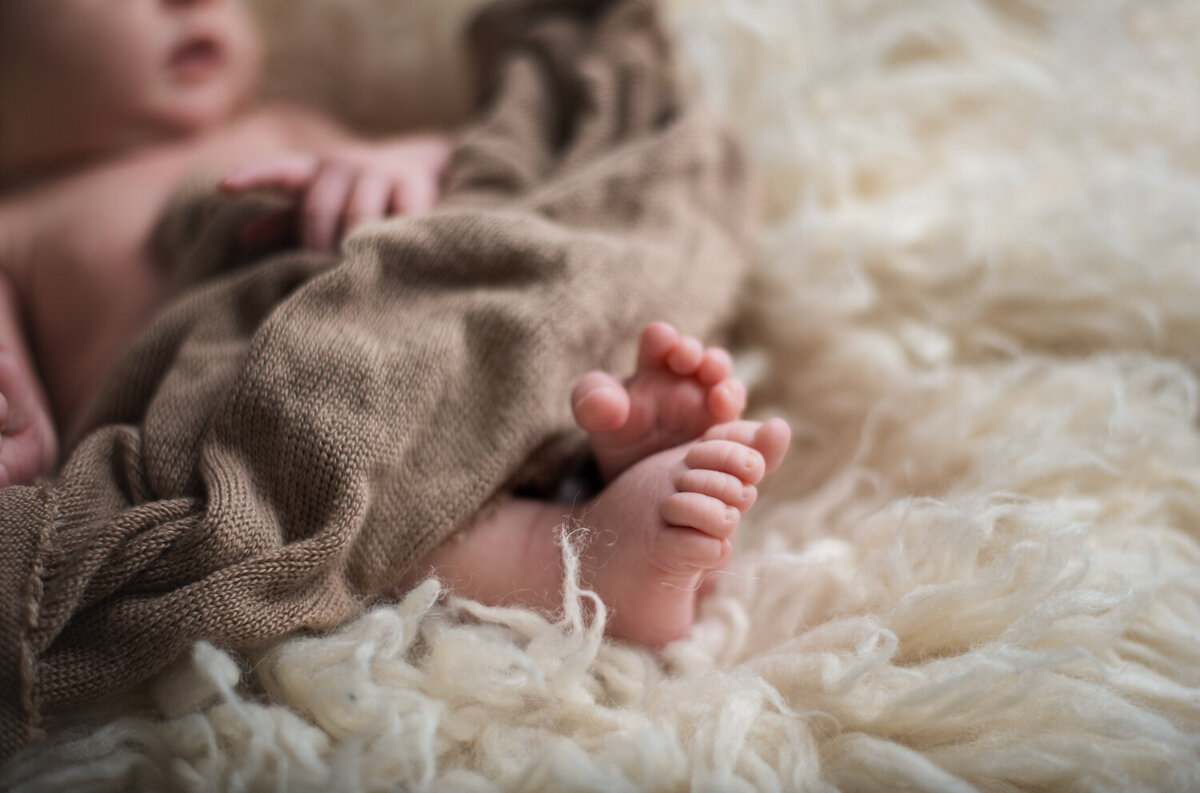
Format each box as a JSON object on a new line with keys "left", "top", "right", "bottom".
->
{"left": 0, "top": 0, "right": 452, "bottom": 477}
{"left": 0, "top": 0, "right": 790, "bottom": 647}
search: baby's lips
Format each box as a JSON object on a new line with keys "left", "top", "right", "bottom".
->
{"left": 167, "top": 34, "right": 224, "bottom": 84}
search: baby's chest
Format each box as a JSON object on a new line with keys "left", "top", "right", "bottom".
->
{"left": 30, "top": 173, "right": 169, "bottom": 292}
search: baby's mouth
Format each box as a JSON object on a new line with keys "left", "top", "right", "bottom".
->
{"left": 169, "top": 36, "right": 223, "bottom": 82}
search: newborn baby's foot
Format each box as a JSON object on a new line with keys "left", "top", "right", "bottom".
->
{"left": 572, "top": 322, "right": 747, "bottom": 481}
{"left": 579, "top": 418, "right": 790, "bottom": 647}
{"left": 0, "top": 350, "right": 57, "bottom": 487}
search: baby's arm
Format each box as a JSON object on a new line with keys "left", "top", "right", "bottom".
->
{"left": 220, "top": 134, "right": 452, "bottom": 253}
{"left": 0, "top": 267, "right": 56, "bottom": 486}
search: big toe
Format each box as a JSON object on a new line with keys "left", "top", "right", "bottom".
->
{"left": 571, "top": 371, "right": 630, "bottom": 433}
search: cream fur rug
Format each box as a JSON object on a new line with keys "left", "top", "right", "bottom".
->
{"left": 7, "top": 0, "right": 1200, "bottom": 790}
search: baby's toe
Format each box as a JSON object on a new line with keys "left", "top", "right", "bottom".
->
{"left": 684, "top": 439, "right": 766, "bottom": 484}
{"left": 636, "top": 322, "right": 680, "bottom": 370}
{"left": 696, "top": 347, "right": 733, "bottom": 386}
{"left": 674, "top": 467, "right": 757, "bottom": 511}
{"left": 706, "top": 379, "right": 746, "bottom": 422}
{"left": 665, "top": 336, "right": 704, "bottom": 375}
{"left": 754, "top": 418, "right": 792, "bottom": 473}
{"left": 660, "top": 491, "right": 741, "bottom": 539}
{"left": 700, "top": 419, "right": 761, "bottom": 445}
{"left": 650, "top": 525, "right": 731, "bottom": 574}
{"left": 701, "top": 418, "right": 791, "bottom": 474}
{"left": 571, "top": 371, "right": 630, "bottom": 433}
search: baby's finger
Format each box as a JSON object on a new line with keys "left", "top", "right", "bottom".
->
{"left": 391, "top": 173, "right": 439, "bottom": 217}
{"left": 343, "top": 172, "right": 392, "bottom": 235}
{"left": 0, "top": 352, "right": 28, "bottom": 432}
{"left": 221, "top": 153, "right": 320, "bottom": 193}
{"left": 303, "top": 164, "right": 354, "bottom": 252}
{"left": 238, "top": 207, "right": 298, "bottom": 254}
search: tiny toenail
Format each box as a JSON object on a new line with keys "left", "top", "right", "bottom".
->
{"left": 726, "top": 506, "right": 738, "bottom": 522}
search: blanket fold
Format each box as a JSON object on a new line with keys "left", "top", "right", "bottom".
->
{"left": 0, "top": 0, "right": 753, "bottom": 761}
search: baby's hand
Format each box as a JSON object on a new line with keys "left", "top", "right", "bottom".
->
{"left": 0, "top": 349, "right": 57, "bottom": 487}
{"left": 221, "top": 134, "right": 452, "bottom": 252}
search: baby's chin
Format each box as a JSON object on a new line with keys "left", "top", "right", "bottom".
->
{"left": 148, "top": 46, "right": 264, "bottom": 133}
{"left": 150, "top": 80, "right": 262, "bottom": 138}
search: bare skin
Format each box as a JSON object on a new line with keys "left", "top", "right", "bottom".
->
{"left": 0, "top": 106, "right": 450, "bottom": 486}
{"left": 0, "top": 0, "right": 450, "bottom": 484}
{"left": 0, "top": 2, "right": 792, "bottom": 648}
{"left": 572, "top": 321, "right": 748, "bottom": 481}
{"left": 403, "top": 325, "right": 792, "bottom": 647}
{"left": 0, "top": 280, "right": 54, "bottom": 487}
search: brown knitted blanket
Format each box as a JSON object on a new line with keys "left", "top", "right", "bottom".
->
{"left": 0, "top": 0, "right": 752, "bottom": 761}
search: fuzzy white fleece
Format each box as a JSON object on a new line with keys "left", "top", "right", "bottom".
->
{"left": 6, "top": 0, "right": 1200, "bottom": 790}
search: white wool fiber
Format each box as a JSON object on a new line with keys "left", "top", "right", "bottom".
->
{"left": 7, "top": 0, "right": 1200, "bottom": 790}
